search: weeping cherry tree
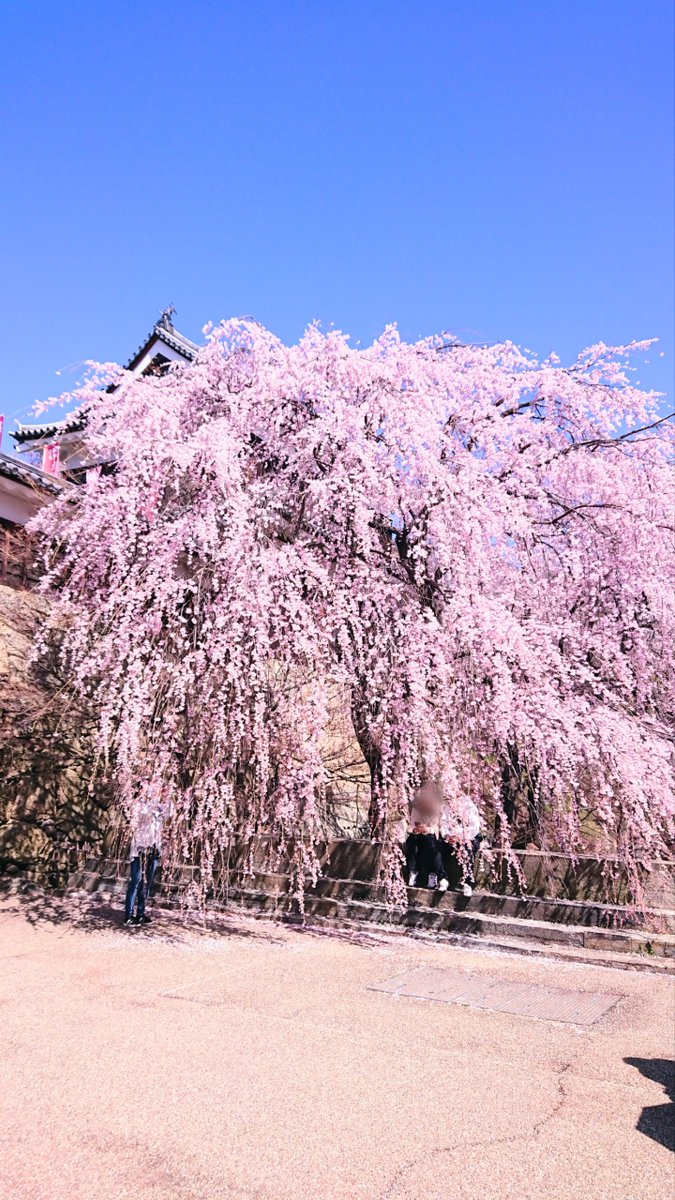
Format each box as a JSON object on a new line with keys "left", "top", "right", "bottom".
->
{"left": 33, "top": 321, "right": 675, "bottom": 901}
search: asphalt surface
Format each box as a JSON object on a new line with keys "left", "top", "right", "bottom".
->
{"left": 0, "top": 889, "right": 673, "bottom": 1200}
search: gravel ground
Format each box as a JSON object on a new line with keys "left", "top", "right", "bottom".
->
{"left": 0, "top": 889, "right": 673, "bottom": 1200}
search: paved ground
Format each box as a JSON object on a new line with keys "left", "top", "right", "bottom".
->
{"left": 0, "top": 890, "right": 673, "bottom": 1200}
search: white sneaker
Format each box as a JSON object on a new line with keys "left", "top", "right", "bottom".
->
{"left": 437, "top": 878, "right": 449, "bottom": 893}
{"left": 408, "top": 871, "right": 418, "bottom": 887}
{"left": 462, "top": 883, "right": 473, "bottom": 898}
{"left": 427, "top": 873, "right": 438, "bottom": 889}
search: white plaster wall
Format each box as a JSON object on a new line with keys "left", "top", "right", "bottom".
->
{"left": 0, "top": 479, "right": 45, "bottom": 526}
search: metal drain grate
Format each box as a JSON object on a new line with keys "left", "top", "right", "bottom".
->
{"left": 369, "top": 967, "right": 621, "bottom": 1025}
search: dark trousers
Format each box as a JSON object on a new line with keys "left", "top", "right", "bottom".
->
{"left": 146, "top": 851, "right": 160, "bottom": 900}
{"left": 440, "top": 835, "right": 482, "bottom": 887}
{"left": 405, "top": 833, "right": 446, "bottom": 887}
{"left": 124, "top": 851, "right": 160, "bottom": 921}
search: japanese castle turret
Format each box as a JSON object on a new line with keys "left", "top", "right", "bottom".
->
{"left": 12, "top": 308, "right": 198, "bottom": 486}
{"left": 0, "top": 310, "right": 198, "bottom": 583}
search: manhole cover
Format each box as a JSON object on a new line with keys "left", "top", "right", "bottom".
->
{"left": 369, "top": 967, "right": 621, "bottom": 1025}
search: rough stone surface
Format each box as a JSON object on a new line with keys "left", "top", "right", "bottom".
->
{"left": 0, "top": 582, "right": 46, "bottom": 683}
{"left": 0, "top": 584, "right": 111, "bottom": 879}
{"left": 0, "top": 888, "right": 673, "bottom": 1200}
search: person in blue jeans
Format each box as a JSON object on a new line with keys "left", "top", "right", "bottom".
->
{"left": 124, "top": 851, "right": 149, "bottom": 925}
{"left": 124, "top": 848, "right": 161, "bottom": 925}
{"left": 124, "top": 805, "right": 164, "bottom": 926}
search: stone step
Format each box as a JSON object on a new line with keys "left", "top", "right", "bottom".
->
{"left": 98, "top": 889, "right": 674, "bottom": 974}
{"left": 67, "top": 864, "right": 675, "bottom": 967}
{"left": 284, "top": 911, "right": 675, "bottom": 975}
{"left": 224, "top": 885, "right": 674, "bottom": 960}
{"left": 78, "top": 859, "right": 672, "bottom": 931}
{"left": 231, "top": 871, "right": 675, "bottom": 933}
{"left": 69, "top": 862, "right": 675, "bottom": 940}
{"left": 404, "top": 885, "right": 675, "bottom": 933}
{"left": 46, "top": 870, "right": 672, "bottom": 974}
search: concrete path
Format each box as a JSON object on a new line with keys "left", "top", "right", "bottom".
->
{"left": 0, "top": 890, "right": 673, "bottom": 1200}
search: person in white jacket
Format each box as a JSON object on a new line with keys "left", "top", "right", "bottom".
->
{"left": 439, "top": 795, "right": 482, "bottom": 897}
{"left": 124, "top": 802, "right": 165, "bottom": 926}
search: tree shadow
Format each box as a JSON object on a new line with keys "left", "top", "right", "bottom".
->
{"left": 0, "top": 882, "right": 288, "bottom": 946}
{"left": 1, "top": 883, "right": 118, "bottom": 932}
{"left": 624, "top": 1057, "right": 675, "bottom": 1153}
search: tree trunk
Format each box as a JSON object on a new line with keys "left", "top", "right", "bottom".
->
{"left": 500, "top": 742, "right": 541, "bottom": 848}
{"left": 350, "top": 696, "right": 385, "bottom": 840}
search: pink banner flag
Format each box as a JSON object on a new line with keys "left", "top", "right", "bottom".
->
{"left": 0, "top": 414, "right": 4, "bottom": 451}
{"left": 42, "top": 443, "right": 61, "bottom": 476}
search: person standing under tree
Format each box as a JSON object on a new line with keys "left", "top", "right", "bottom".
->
{"left": 124, "top": 802, "right": 164, "bottom": 927}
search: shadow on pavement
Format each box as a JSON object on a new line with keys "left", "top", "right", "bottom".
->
{"left": 625, "top": 1057, "right": 675, "bottom": 1153}
{"left": 0, "top": 883, "right": 288, "bottom": 946}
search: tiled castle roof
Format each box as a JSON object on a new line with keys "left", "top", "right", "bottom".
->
{"left": 0, "top": 451, "right": 64, "bottom": 494}
{"left": 13, "top": 310, "right": 199, "bottom": 447}
{"left": 124, "top": 312, "right": 199, "bottom": 370}
{"left": 12, "top": 413, "right": 86, "bottom": 445}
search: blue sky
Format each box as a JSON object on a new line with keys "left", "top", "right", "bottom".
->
{"left": 1, "top": 0, "right": 672, "bottom": 434}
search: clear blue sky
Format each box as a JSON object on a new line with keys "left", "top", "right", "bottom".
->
{"left": 1, "top": 0, "right": 673, "bottom": 432}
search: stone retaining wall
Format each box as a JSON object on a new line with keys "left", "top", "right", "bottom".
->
{"left": 89, "top": 836, "right": 675, "bottom": 910}
{"left": 0, "top": 584, "right": 112, "bottom": 881}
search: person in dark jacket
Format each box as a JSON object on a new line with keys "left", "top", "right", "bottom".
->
{"left": 404, "top": 784, "right": 449, "bottom": 892}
